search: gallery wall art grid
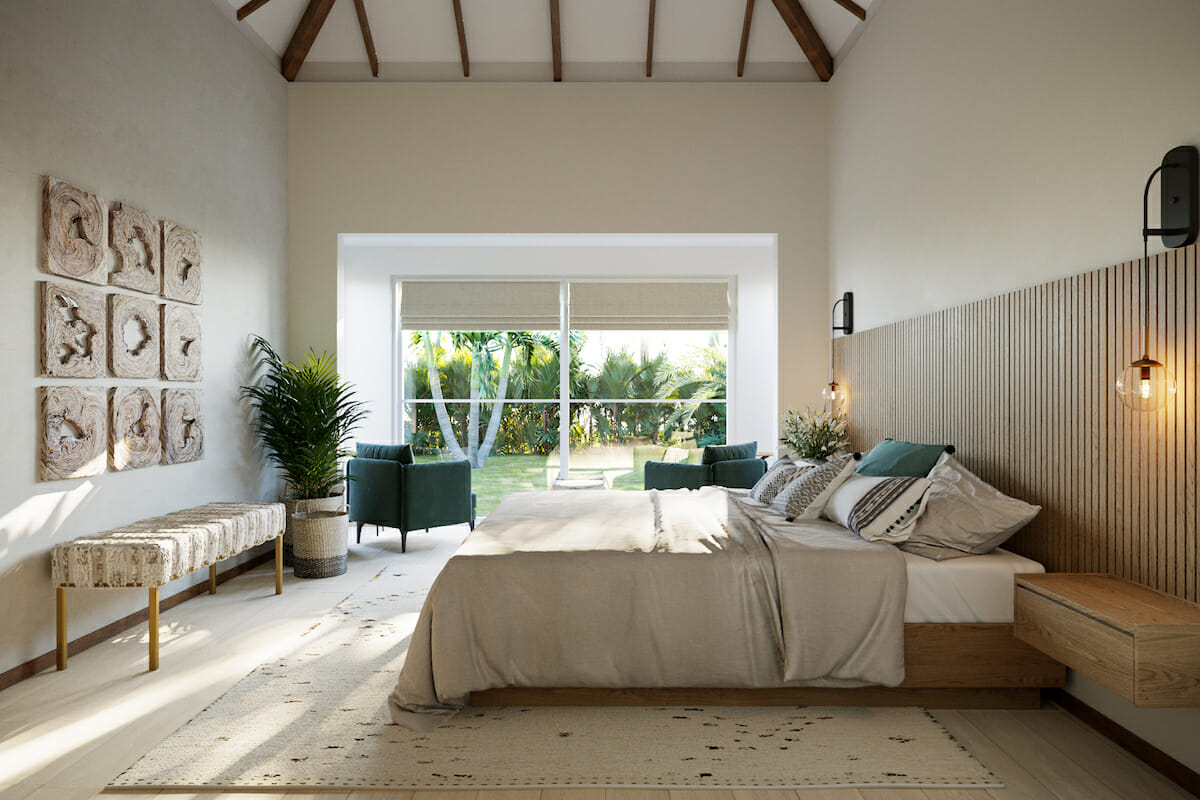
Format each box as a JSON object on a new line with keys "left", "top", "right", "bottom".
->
{"left": 37, "top": 176, "right": 204, "bottom": 481}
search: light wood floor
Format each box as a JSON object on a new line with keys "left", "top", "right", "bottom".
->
{"left": 0, "top": 526, "right": 1191, "bottom": 800}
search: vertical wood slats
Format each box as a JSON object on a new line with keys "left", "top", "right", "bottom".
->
{"left": 833, "top": 243, "right": 1199, "bottom": 602}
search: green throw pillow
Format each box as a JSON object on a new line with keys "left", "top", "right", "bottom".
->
{"left": 855, "top": 438, "right": 952, "bottom": 478}
{"left": 356, "top": 442, "right": 415, "bottom": 464}
{"left": 702, "top": 441, "right": 758, "bottom": 464}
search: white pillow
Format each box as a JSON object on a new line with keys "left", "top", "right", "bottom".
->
{"left": 770, "top": 454, "right": 857, "bottom": 521}
{"left": 823, "top": 474, "right": 932, "bottom": 543}
{"left": 663, "top": 446, "right": 689, "bottom": 463}
{"left": 905, "top": 452, "right": 1040, "bottom": 555}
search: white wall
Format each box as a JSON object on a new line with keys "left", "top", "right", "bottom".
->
{"left": 0, "top": 0, "right": 288, "bottom": 675}
{"left": 288, "top": 82, "right": 830, "bottom": 434}
{"left": 829, "top": 0, "right": 1200, "bottom": 771}
{"left": 340, "top": 235, "right": 778, "bottom": 451}
{"left": 830, "top": 0, "right": 1200, "bottom": 330}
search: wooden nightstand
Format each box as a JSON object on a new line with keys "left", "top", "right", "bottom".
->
{"left": 1014, "top": 573, "right": 1200, "bottom": 707}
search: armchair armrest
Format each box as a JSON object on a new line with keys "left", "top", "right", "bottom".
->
{"left": 401, "top": 460, "right": 473, "bottom": 531}
{"left": 347, "top": 457, "right": 404, "bottom": 526}
{"left": 711, "top": 457, "right": 767, "bottom": 489}
{"left": 643, "top": 461, "right": 712, "bottom": 491}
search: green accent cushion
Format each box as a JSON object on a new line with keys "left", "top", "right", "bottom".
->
{"left": 702, "top": 441, "right": 758, "bottom": 465}
{"left": 356, "top": 442, "right": 415, "bottom": 464}
{"left": 712, "top": 458, "right": 768, "bottom": 489}
{"left": 644, "top": 462, "right": 712, "bottom": 490}
{"left": 855, "top": 438, "right": 952, "bottom": 478}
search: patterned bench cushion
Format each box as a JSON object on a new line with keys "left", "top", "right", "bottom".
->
{"left": 52, "top": 502, "right": 285, "bottom": 588}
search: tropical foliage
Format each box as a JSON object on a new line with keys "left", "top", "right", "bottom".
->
{"left": 779, "top": 405, "right": 849, "bottom": 462}
{"left": 405, "top": 331, "right": 727, "bottom": 466}
{"left": 242, "top": 335, "right": 369, "bottom": 499}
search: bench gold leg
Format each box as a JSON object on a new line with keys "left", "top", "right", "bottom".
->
{"left": 148, "top": 587, "right": 159, "bottom": 671}
{"left": 274, "top": 535, "right": 283, "bottom": 595}
{"left": 209, "top": 563, "right": 217, "bottom": 594}
{"left": 56, "top": 587, "right": 67, "bottom": 670}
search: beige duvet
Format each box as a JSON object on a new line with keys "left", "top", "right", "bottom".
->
{"left": 389, "top": 487, "right": 907, "bottom": 730}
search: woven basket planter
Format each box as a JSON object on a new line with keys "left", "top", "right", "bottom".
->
{"left": 291, "top": 510, "right": 349, "bottom": 579}
{"left": 282, "top": 493, "right": 343, "bottom": 565}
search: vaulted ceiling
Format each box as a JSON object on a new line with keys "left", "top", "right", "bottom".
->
{"left": 218, "top": 0, "right": 874, "bottom": 83}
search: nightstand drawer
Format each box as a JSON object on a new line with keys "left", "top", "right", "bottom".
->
{"left": 1015, "top": 584, "right": 1135, "bottom": 698}
{"left": 1014, "top": 574, "right": 1200, "bottom": 707}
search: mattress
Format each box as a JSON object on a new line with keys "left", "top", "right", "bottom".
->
{"left": 902, "top": 547, "right": 1044, "bottom": 623}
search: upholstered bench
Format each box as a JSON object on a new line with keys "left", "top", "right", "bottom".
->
{"left": 51, "top": 502, "right": 286, "bottom": 671}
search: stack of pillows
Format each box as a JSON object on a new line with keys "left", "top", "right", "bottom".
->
{"left": 746, "top": 438, "right": 1040, "bottom": 559}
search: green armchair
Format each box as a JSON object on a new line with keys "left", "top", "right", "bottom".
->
{"left": 643, "top": 441, "right": 766, "bottom": 491}
{"left": 346, "top": 443, "right": 476, "bottom": 553}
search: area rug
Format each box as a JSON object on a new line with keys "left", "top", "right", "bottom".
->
{"left": 110, "top": 565, "right": 1000, "bottom": 791}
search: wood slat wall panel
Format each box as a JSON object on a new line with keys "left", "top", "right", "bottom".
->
{"left": 833, "top": 243, "right": 1199, "bottom": 602}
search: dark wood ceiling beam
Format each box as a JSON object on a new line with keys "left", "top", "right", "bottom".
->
{"left": 236, "top": 0, "right": 273, "bottom": 21}
{"left": 452, "top": 0, "right": 470, "bottom": 77}
{"left": 737, "top": 0, "right": 754, "bottom": 78}
{"left": 645, "top": 0, "right": 656, "bottom": 78}
{"left": 831, "top": 0, "right": 867, "bottom": 21}
{"left": 769, "top": 0, "right": 833, "bottom": 81}
{"left": 352, "top": 0, "right": 379, "bottom": 78}
{"left": 550, "top": 0, "right": 562, "bottom": 81}
{"left": 281, "top": 0, "right": 337, "bottom": 81}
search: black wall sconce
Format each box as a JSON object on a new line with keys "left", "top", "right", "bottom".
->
{"left": 832, "top": 291, "right": 853, "bottom": 336}
{"left": 1115, "top": 145, "right": 1198, "bottom": 411}
{"left": 823, "top": 291, "right": 854, "bottom": 404}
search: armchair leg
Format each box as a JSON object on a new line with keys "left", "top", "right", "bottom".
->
{"left": 469, "top": 518, "right": 475, "bottom": 531}
{"left": 401, "top": 529, "right": 407, "bottom": 553}
{"left": 356, "top": 521, "right": 363, "bottom": 544}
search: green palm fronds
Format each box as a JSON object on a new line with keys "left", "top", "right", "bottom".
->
{"left": 241, "top": 336, "right": 369, "bottom": 500}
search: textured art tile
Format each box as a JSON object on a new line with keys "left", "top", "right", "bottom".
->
{"left": 39, "top": 281, "right": 106, "bottom": 378}
{"left": 39, "top": 386, "right": 107, "bottom": 481}
{"left": 162, "top": 222, "right": 201, "bottom": 304}
{"left": 42, "top": 177, "right": 107, "bottom": 285}
{"left": 108, "top": 294, "right": 160, "bottom": 378}
{"left": 162, "top": 389, "right": 203, "bottom": 464}
{"left": 110, "top": 387, "right": 162, "bottom": 471}
{"left": 109, "top": 203, "right": 161, "bottom": 294}
{"left": 161, "top": 304, "right": 201, "bottom": 381}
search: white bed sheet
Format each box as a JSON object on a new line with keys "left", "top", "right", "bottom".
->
{"left": 902, "top": 547, "right": 1044, "bottom": 623}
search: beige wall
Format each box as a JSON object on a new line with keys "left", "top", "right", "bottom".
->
{"left": 828, "top": 0, "right": 1200, "bottom": 771}
{"left": 0, "top": 0, "right": 288, "bottom": 675}
{"left": 830, "top": 0, "right": 1200, "bottom": 330}
{"left": 287, "top": 82, "right": 830, "bottom": 418}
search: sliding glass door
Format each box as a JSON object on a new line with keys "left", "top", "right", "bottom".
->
{"left": 398, "top": 279, "right": 729, "bottom": 513}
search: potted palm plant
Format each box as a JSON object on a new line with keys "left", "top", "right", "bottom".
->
{"left": 242, "top": 335, "right": 368, "bottom": 567}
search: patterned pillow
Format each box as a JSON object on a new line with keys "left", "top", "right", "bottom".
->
{"left": 769, "top": 454, "right": 857, "bottom": 521}
{"left": 823, "top": 475, "right": 932, "bottom": 543}
{"left": 749, "top": 457, "right": 808, "bottom": 504}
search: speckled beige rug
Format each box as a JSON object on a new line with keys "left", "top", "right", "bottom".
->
{"left": 111, "top": 566, "right": 1000, "bottom": 791}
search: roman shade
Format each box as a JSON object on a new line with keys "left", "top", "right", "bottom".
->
{"left": 568, "top": 281, "right": 730, "bottom": 330}
{"left": 399, "top": 281, "right": 561, "bottom": 331}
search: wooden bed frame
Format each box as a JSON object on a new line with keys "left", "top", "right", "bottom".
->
{"left": 471, "top": 622, "right": 1065, "bottom": 710}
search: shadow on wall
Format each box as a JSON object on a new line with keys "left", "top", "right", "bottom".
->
{"left": 0, "top": 482, "right": 99, "bottom": 662}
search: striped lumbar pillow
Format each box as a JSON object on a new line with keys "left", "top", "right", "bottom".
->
{"left": 769, "top": 454, "right": 857, "bottom": 521}
{"left": 749, "top": 457, "right": 807, "bottom": 504}
{"left": 823, "top": 475, "right": 933, "bottom": 543}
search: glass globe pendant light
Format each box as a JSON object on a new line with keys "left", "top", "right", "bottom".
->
{"left": 1115, "top": 147, "right": 1197, "bottom": 412}
{"left": 821, "top": 379, "right": 843, "bottom": 403}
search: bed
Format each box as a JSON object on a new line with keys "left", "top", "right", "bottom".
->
{"left": 388, "top": 485, "right": 1064, "bottom": 730}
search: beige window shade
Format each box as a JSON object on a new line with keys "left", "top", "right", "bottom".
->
{"left": 568, "top": 281, "right": 730, "bottom": 330}
{"left": 399, "top": 281, "right": 561, "bottom": 330}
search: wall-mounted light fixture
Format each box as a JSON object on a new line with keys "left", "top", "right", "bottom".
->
{"left": 823, "top": 292, "right": 853, "bottom": 403}
{"left": 1115, "top": 146, "right": 1198, "bottom": 412}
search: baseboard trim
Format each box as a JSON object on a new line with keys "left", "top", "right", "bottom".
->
{"left": 0, "top": 549, "right": 276, "bottom": 693}
{"left": 1048, "top": 689, "right": 1200, "bottom": 799}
